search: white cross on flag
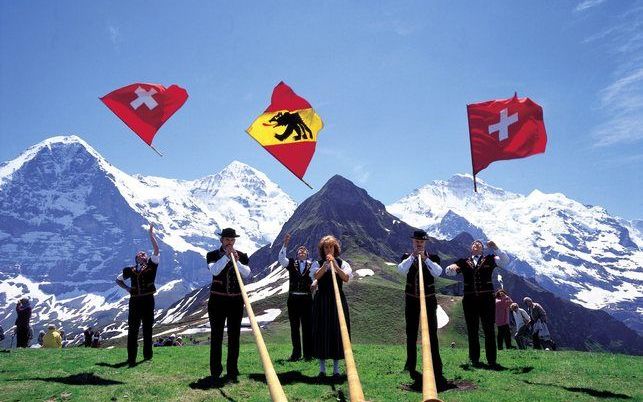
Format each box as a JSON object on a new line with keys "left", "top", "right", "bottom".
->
{"left": 101, "top": 83, "right": 188, "bottom": 150}
{"left": 466, "top": 93, "right": 547, "bottom": 189}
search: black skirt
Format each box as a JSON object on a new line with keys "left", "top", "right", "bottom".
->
{"left": 311, "top": 275, "right": 351, "bottom": 360}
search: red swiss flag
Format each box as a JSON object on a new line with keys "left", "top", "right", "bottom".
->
{"left": 467, "top": 94, "right": 547, "bottom": 176}
{"left": 100, "top": 83, "right": 188, "bottom": 146}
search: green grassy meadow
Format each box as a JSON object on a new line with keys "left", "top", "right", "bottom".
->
{"left": 0, "top": 343, "right": 640, "bottom": 401}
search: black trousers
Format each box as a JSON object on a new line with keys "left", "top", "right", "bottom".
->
{"left": 404, "top": 295, "right": 443, "bottom": 379}
{"left": 16, "top": 326, "right": 29, "bottom": 348}
{"left": 209, "top": 294, "right": 244, "bottom": 378}
{"left": 127, "top": 294, "right": 155, "bottom": 363}
{"left": 463, "top": 294, "right": 496, "bottom": 364}
{"left": 287, "top": 294, "right": 313, "bottom": 359}
{"left": 497, "top": 324, "right": 512, "bottom": 350}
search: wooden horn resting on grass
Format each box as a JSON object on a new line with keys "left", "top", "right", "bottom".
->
{"left": 329, "top": 259, "right": 366, "bottom": 402}
{"left": 417, "top": 256, "right": 443, "bottom": 402}
{"left": 229, "top": 254, "right": 288, "bottom": 402}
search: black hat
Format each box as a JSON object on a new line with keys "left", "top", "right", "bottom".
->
{"left": 411, "top": 230, "right": 429, "bottom": 240}
{"left": 218, "top": 228, "right": 240, "bottom": 238}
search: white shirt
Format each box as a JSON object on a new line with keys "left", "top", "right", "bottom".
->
{"left": 309, "top": 259, "right": 353, "bottom": 280}
{"left": 397, "top": 254, "right": 442, "bottom": 277}
{"left": 207, "top": 252, "right": 251, "bottom": 279}
{"left": 279, "top": 246, "right": 309, "bottom": 274}
{"left": 116, "top": 254, "right": 160, "bottom": 282}
{"left": 513, "top": 308, "right": 531, "bottom": 331}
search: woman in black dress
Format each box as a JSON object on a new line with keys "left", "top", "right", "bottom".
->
{"left": 310, "top": 235, "right": 353, "bottom": 378}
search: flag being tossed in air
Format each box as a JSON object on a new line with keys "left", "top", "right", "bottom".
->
{"left": 467, "top": 93, "right": 547, "bottom": 191}
{"left": 101, "top": 83, "right": 189, "bottom": 156}
{"left": 246, "top": 82, "right": 323, "bottom": 188}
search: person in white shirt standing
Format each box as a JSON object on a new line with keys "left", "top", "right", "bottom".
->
{"left": 510, "top": 303, "right": 531, "bottom": 349}
{"left": 445, "top": 240, "right": 509, "bottom": 369}
{"left": 279, "top": 233, "right": 314, "bottom": 361}
{"left": 116, "top": 223, "right": 160, "bottom": 367}
{"left": 206, "top": 228, "right": 251, "bottom": 384}
{"left": 398, "top": 230, "right": 448, "bottom": 390}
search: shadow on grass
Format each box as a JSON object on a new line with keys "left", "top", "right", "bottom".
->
{"left": 249, "top": 371, "right": 348, "bottom": 400}
{"left": 399, "top": 376, "right": 468, "bottom": 394}
{"left": 96, "top": 361, "right": 131, "bottom": 369}
{"left": 248, "top": 370, "right": 347, "bottom": 385}
{"left": 523, "top": 380, "right": 632, "bottom": 399}
{"left": 188, "top": 377, "right": 238, "bottom": 401}
{"left": 459, "top": 362, "right": 509, "bottom": 371}
{"left": 7, "top": 372, "right": 123, "bottom": 386}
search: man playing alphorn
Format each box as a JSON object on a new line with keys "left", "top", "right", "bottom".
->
{"left": 445, "top": 240, "right": 509, "bottom": 368}
{"left": 278, "top": 233, "right": 314, "bottom": 362}
{"left": 206, "top": 228, "right": 251, "bottom": 383}
{"left": 398, "top": 229, "right": 448, "bottom": 388}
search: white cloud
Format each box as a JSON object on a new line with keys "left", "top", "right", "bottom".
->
{"left": 107, "top": 25, "right": 121, "bottom": 47}
{"left": 575, "top": 0, "right": 607, "bottom": 12}
{"left": 585, "top": 6, "right": 643, "bottom": 147}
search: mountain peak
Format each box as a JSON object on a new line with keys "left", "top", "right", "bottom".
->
{"left": 0, "top": 135, "right": 108, "bottom": 187}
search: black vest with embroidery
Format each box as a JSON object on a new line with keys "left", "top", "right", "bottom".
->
{"left": 207, "top": 248, "right": 249, "bottom": 296}
{"left": 123, "top": 258, "right": 158, "bottom": 296}
{"left": 456, "top": 255, "right": 497, "bottom": 295}
{"left": 316, "top": 258, "right": 345, "bottom": 295}
{"left": 402, "top": 253, "right": 439, "bottom": 301}
{"left": 287, "top": 258, "right": 313, "bottom": 294}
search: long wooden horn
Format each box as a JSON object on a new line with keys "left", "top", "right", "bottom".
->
{"left": 230, "top": 254, "right": 288, "bottom": 402}
{"left": 417, "top": 256, "right": 443, "bottom": 402}
{"left": 329, "top": 259, "right": 366, "bottom": 401}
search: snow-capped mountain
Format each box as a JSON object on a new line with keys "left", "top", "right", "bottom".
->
{"left": 0, "top": 135, "right": 295, "bottom": 343}
{"left": 387, "top": 174, "right": 643, "bottom": 332}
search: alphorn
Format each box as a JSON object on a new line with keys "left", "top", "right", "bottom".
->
{"left": 229, "top": 254, "right": 288, "bottom": 402}
{"left": 329, "top": 259, "right": 366, "bottom": 401}
{"left": 417, "top": 255, "right": 443, "bottom": 402}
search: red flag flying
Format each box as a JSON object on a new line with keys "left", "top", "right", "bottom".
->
{"left": 467, "top": 93, "right": 547, "bottom": 186}
{"left": 101, "top": 83, "right": 188, "bottom": 152}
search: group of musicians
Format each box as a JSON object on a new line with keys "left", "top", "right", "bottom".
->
{"left": 117, "top": 224, "right": 509, "bottom": 391}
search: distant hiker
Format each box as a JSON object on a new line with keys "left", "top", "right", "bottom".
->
{"left": 524, "top": 297, "right": 555, "bottom": 350}
{"left": 91, "top": 330, "right": 101, "bottom": 348}
{"left": 207, "top": 227, "right": 251, "bottom": 383}
{"left": 164, "top": 334, "right": 177, "bottom": 347}
{"left": 0, "top": 325, "right": 5, "bottom": 342}
{"left": 37, "top": 330, "right": 46, "bottom": 346}
{"left": 279, "top": 233, "right": 313, "bottom": 362}
{"left": 495, "top": 290, "right": 513, "bottom": 350}
{"left": 15, "top": 297, "right": 32, "bottom": 348}
{"left": 310, "top": 235, "right": 353, "bottom": 379}
{"left": 42, "top": 324, "right": 62, "bottom": 349}
{"left": 59, "top": 329, "right": 67, "bottom": 348}
{"left": 83, "top": 327, "right": 93, "bottom": 347}
{"left": 154, "top": 337, "right": 164, "bottom": 347}
{"left": 175, "top": 336, "right": 183, "bottom": 346}
{"left": 509, "top": 303, "right": 531, "bottom": 349}
{"left": 116, "top": 223, "right": 160, "bottom": 366}
{"left": 446, "top": 240, "right": 509, "bottom": 368}
{"left": 397, "top": 229, "right": 448, "bottom": 389}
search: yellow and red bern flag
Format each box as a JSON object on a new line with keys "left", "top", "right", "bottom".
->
{"left": 246, "top": 82, "right": 323, "bottom": 181}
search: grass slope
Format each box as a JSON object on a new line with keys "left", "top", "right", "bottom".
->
{"left": 0, "top": 345, "right": 639, "bottom": 401}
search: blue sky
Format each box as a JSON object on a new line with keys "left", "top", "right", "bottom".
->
{"left": 0, "top": 1, "right": 641, "bottom": 219}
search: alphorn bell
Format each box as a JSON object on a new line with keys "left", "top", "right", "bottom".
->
{"left": 417, "top": 255, "right": 443, "bottom": 402}
{"left": 229, "top": 253, "right": 288, "bottom": 402}
{"left": 329, "top": 259, "right": 366, "bottom": 401}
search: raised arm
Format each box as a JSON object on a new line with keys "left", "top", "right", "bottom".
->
{"left": 149, "top": 224, "right": 159, "bottom": 256}
{"left": 279, "top": 233, "right": 291, "bottom": 268}
{"left": 487, "top": 241, "right": 509, "bottom": 268}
